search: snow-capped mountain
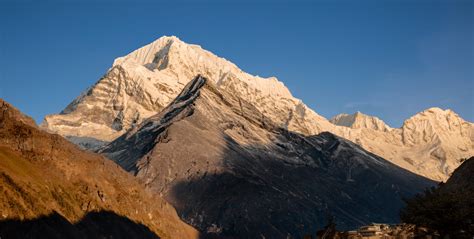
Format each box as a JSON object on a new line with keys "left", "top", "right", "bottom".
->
{"left": 99, "top": 76, "right": 435, "bottom": 238}
{"left": 330, "top": 111, "right": 392, "bottom": 132}
{"left": 42, "top": 36, "right": 329, "bottom": 144}
{"left": 333, "top": 108, "right": 473, "bottom": 181}
{"left": 42, "top": 36, "right": 474, "bottom": 181}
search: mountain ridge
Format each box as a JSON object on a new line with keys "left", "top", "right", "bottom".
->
{"left": 100, "top": 75, "right": 435, "bottom": 238}
{"left": 42, "top": 36, "right": 474, "bottom": 181}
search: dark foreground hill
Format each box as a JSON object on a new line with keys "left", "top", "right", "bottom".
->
{"left": 0, "top": 99, "right": 199, "bottom": 239}
{"left": 101, "top": 76, "right": 436, "bottom": 238}
{"left": 401, "top": 156, "right": 474, "bottom": 238}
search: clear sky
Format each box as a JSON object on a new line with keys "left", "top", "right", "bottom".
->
{"left": 0, "top": 0, "right": 472, "bottom": 127}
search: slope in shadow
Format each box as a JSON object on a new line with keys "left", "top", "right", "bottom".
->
{"left": 101, "top": 76, "right": 436, "bottom": 238}
{"left": 0, "top": 211, "right": 160, "bottom": 239}
{"left": 168, "top": 133, "right": 436, "bottom": 238}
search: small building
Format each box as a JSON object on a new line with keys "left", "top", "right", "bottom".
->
{"left": 345, "top": 230, "right": 360, "bottom": 239}
{"left": 357, "top": 223, "right": 389, "bottom": 238}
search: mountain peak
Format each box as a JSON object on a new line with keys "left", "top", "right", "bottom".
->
{"left": 400, "top": 107, "right": 473, "bottom": 164}
{"left": 160, "top": 35, "right": 181, "bottom": 41}
{"left": 330, "top": 111, "right": 391, "bottom": 132}
{"left": 402, "top": 107, "right": 465, "bottom": 129}
{"left": 113, "top": 35, "right": 186, "bottom": 67}
{"left": 421, "top": 107, "right": 453, "bottom": 115}
{"left": 111, "top": 36, "right": 293, "bottom": 98}
{"left": 42, "top": 36, "right": 474, "bottom": 181}
{"left": 43, "top": 35, "right": 316, "bottom": 144}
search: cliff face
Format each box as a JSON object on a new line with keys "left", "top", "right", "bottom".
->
{"left": 42, "top": 36, "right": 474, "bottom": 181}
{"left": 100, "top": 76, "right": 435, "bottom": 238}
{"left": 0, "top": 99, "right": 199, "bottom": 239}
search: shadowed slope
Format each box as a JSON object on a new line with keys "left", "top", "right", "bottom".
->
{"left": 441, "top": 156, "right": 474, "bottom": 193}
{"left": 102, "top": 76, "right": 435, "bottom": 238}
{"left": 0, "top": 211, "right": 159, "bottom": 239}
{"left": 401, "top": 157, "right": 474, "bottom": 238}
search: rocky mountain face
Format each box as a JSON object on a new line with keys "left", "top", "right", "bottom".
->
{"left": 41, "top": 36, "right": 324, "bottom": 147}
{"left": 41, "top": 36, "right": 474, "bottom": 181}
{"left": 0, "top": 99, "right": 199, "bottom": 239}
{"left": 100, "top": 76, "right": 435, "bottom": 238}
{"left": 41, "top": 36, "right": 332, "bottom": 148}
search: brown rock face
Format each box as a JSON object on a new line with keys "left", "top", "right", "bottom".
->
{"left": 0, "top": 99, "right": 199, "bottom": 239}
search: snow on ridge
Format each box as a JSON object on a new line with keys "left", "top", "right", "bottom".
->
{"left": 113, "top": 36, "right": 293, "bottom": 99}
{"left": 42, "top": 35, "right": 474, "bottom": 182}
{"left": 330, "top": 111, "right": 392, "bottom": 132}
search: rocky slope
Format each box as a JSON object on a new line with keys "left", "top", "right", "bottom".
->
{"left": 100, "top": 76, "right": 435, "bottom": 238}
{"left": 0, "top": 99, "right": 199, "bottom": 239}
{"left": 42, "top": 35, "right": 474, "bottom": 181}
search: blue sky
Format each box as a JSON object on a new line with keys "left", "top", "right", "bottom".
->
{"left": 0, "top": 0, "right": 472, "bottom": 127}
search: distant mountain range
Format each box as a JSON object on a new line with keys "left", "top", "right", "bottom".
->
{"left": 42, "top": 36, "right": 473, "bottom": 181}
